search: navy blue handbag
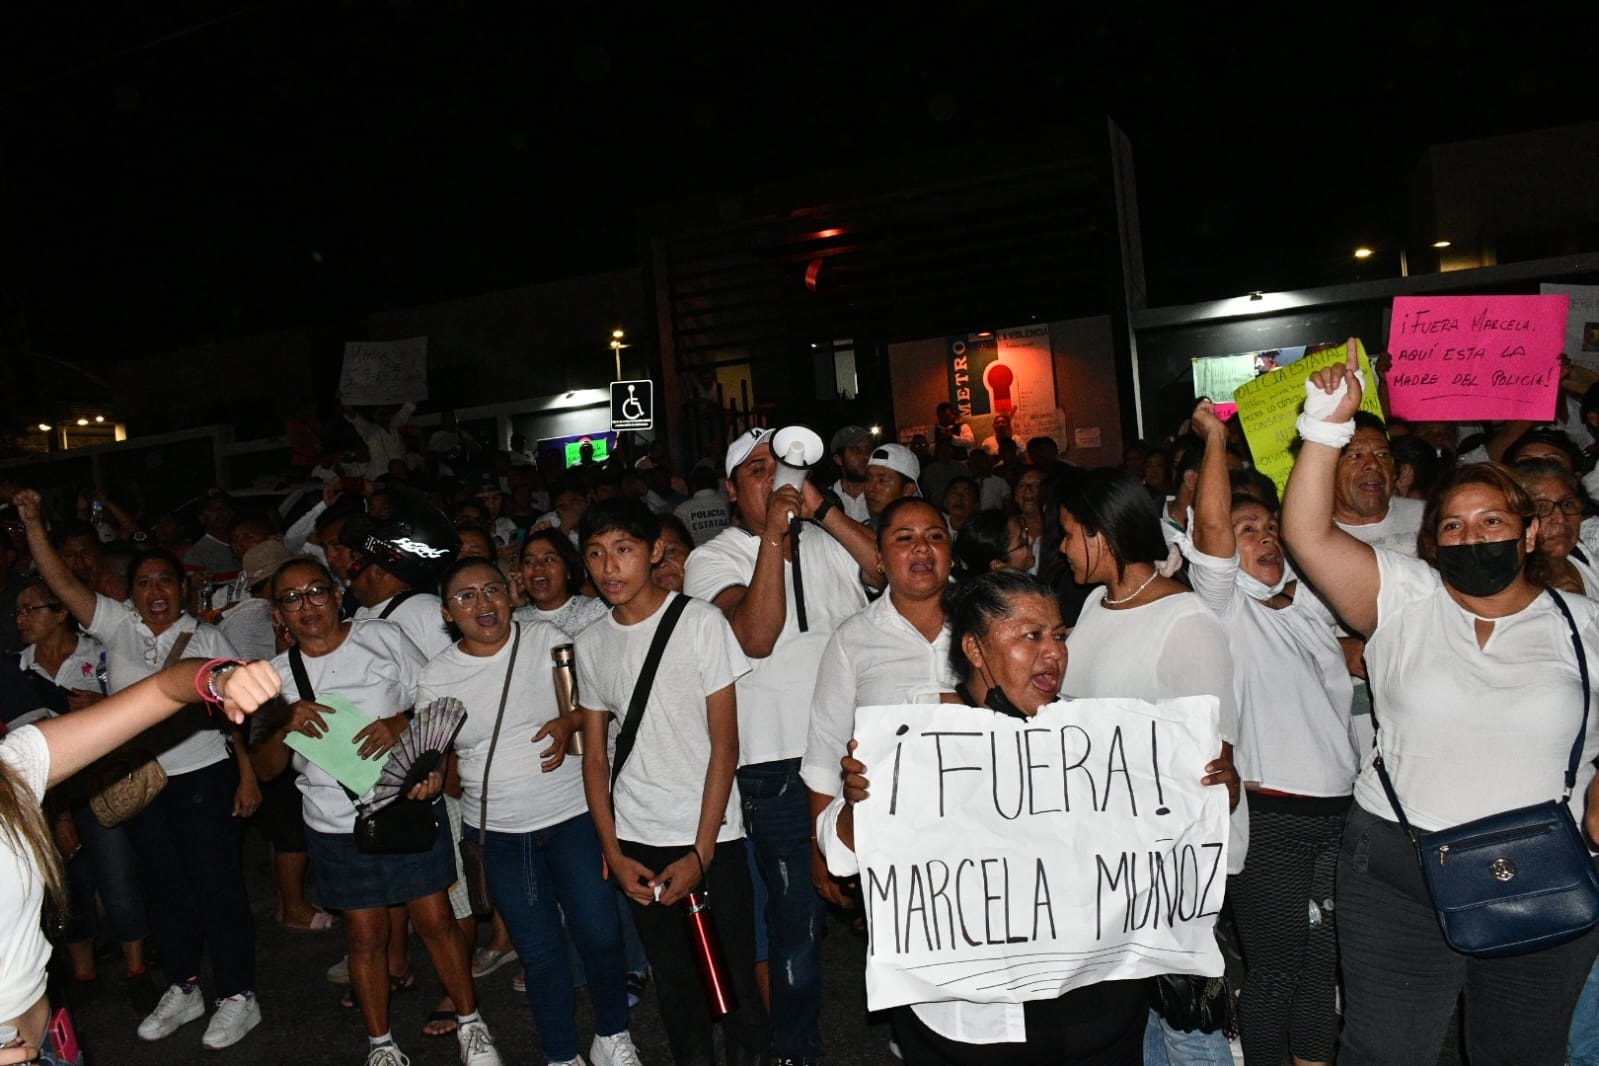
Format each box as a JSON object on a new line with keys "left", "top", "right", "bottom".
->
{"left": 1374, "top": 588, "right": 1599, "bottom": 957}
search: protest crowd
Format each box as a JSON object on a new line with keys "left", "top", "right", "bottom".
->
{"left": 4, "top": 344, "right": 1599, "bottom": 1066}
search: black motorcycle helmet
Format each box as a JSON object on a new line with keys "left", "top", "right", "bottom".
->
{"left": 355, "top": 498, "right": 460, "bottom": 589}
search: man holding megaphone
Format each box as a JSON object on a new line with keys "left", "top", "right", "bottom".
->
{"left": 684, "top": 426, "right": 884, "bottom": 1066}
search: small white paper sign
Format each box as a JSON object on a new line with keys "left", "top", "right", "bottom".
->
{"left": 852, "top": 696, "right": 1228, "bottom": 1012}
{"left": 340, "top": 337, "right": 428, "bottom": 406}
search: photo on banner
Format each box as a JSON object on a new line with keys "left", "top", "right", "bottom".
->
{"left": 850, "top": 696, "right": 1228, "bottom": 1012}
{"left": 1191, "top": 347, "right": 1309, "bottom": 420}
{"left": 1231, "top": 339, "right": 1384, "bottom": 496}
{"left": 1540, "top": 283, "right": 1599, "bottom": 442}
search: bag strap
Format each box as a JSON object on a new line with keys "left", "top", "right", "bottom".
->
{"left": 476, "top": 623, "right": 523, "bottom": 836}
{"left": 1545, "top": 588, "right": 1590, "bottom": 799}
{"left": 163, "top": 630, "right": 194, "bottom": 668}
{"left": 1374, "top": 585, "right": 1593, "bottom": 838}
{"left": 378, "top": 590, "right": 420, "bottom": 621}
{"left": 610, "top": 594, "right": 692, "bottom": 789}
{"left": 288, "top": 645, "right": 314, "bottom": 703}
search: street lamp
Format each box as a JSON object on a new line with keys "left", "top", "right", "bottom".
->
{"left": 610, "top": 329, "right": 626, "bottom": 379}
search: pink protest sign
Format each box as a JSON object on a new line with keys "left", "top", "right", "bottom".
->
{"left": 1385, "top": 295, "right": 1569, "bottom": 422}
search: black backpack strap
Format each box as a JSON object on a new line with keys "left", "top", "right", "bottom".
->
{"left": 378, "top": 589, "right": 421, "bottom": 621}
{"left": 610, "top": 594, "right": 692, "bottom": 789}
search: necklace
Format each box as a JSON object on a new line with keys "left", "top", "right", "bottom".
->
{"left": 1104, "top": 567, "right": 1157, "bottom": 606}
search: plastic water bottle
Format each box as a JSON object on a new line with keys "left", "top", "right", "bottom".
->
{"left": 1308, "top": 898, "right": 1323, "bottom": 930}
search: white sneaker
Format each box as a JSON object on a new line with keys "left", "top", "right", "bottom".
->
{"left": 327, "top": 954, "right": 351, "bottom": 984}
{"left": 590, "top": 1030, "right": 642, "bottom": 1066}
{"left": 201, "top": 993, "right": 261, "bottom": 1049}
{"left": 137, "top": 983, "right": 205, "bottom": 1041}
{"left": 367, "top": 1045, "right": 412, "bottom": 1066}
{"left": 458, "top": 1019, "right": 504, "bottom": 1066}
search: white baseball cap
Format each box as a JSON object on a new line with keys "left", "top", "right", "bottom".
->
{"left": 724, "top": 427, "right": 776, "bottom": 478}
{"left": 869, "top": 443, "right": 921, "bottom": 486}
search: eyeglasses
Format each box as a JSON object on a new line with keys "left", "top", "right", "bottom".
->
{"left": 448, "top": 582, "right": 509, "bottom": 608}
{"left": 275, "top": 586, "right": 334, "bottom": 611}
{"left": 14, "top": 603, "right": 62, "bottom": 617}
{"left": 1535, "top": 497, "right": 1584, "bottom": 518}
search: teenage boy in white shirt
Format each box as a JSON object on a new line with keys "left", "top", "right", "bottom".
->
{"left": 575, "top": 498, "right": 770, "bottom": 1066}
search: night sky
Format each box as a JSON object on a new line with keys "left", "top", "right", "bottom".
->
{"left": 2, "top": 3, "right": 1594, "bottom": 364}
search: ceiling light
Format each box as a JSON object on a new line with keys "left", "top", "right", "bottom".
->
{"left": 94, "top": 415, "right": 105, "bottom": 423}
{"left": 611, "top": 329, "right": 624, "bottom": 340}
{"left": 76, "top": 418, "right": 88, "bottom": 426}
{"left": 1432, "top": 240, "right": 1451, "bottom": 249}
{"left": 869, "top": 425, "right": 882, "bottom": 436}
{"left": 37, "top": 423, "right": 51, "bottom": 432}
{"left": 1353, "top": 247, "right": 1374, "bottom": 259}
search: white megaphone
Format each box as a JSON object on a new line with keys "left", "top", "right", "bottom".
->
{"left": 770, "top": 425, "right": 824, "bottom": 495}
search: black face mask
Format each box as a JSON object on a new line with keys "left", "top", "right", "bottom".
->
{"left": 955, "top": 681, "right": 1029, "bottom": 720}
{"left": 983, "top": 684, "right": 1029, "bottom": 720}
{"left": 1435, "top": 539, "right": 1523, "bottom": 598}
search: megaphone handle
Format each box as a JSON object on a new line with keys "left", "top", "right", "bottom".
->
{"left": 790, "top": 515, "right": 808, "bottom": 633}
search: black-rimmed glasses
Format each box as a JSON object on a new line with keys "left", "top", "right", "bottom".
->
{"left": 275, "top": 586, "right": 334, "bottom": 611}
{"left": 1535, "top": 497, "right": 1584, "bottom": 518}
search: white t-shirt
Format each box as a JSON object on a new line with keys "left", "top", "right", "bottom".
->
{"left": 1336, "top": 496, "right": 1424, "bottom": 556}
{"left": 270, "top": 619, "right": 426, "bottom": 834}
{"left": 674, "top": 490, "right": 733, "bottom": 547}
{"left": 183, "top": 533, "right": 238, "bottom": 579}
{"left": 1064, "top": 587, "right": 1247, "bottom": 875}
{"left": 684, "top": 525, "right": 869, "bottom": 764}
{"left": 1358, "top": 551, "right": 1599, "bottom": 831}
{"left": 417, "top": 622, "right": 587, "bottom": 834}
{"left": 218, "top": 597, "right": 277, "bottom": 660}
{"left": 1184, "top": 547, "right": 1358, "bottom": 796}
{"left": 512, "top": 596, "right": 610, "bottom": 640}
{"left": 0, "top": 724, "right": 50, "bottom": 1024}
{"left": 19, "top": 634, "right": 105, "bottom": 694}
{"left": 801, "top": 593, "right": 955, "bottom": 797}
{"left": 976, "top": 474, "right": 1011, "bottom": 512}
{"left": 86, "top": 595, "right": 237, "bottom": 775}
{"left": 1335, "top": 496, "right": 1424, "bottom": 727}
{"left": 574, "top": 593, "right": 748, "bottom": 847}
{"left": 354, "top": 592, "right": 452, "bottom": 659}
{"left": 831, "top": 480, "right": 872, "bottom": 525}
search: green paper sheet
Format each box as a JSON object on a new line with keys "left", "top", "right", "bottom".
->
{"left": 283, "top": 693, "right": 385, "bottom": 796}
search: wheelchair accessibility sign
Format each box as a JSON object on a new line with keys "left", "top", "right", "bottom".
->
{"left": 610, "top": 380, "right": 654, "bottom": 431}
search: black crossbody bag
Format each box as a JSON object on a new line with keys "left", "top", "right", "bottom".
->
{"left": 289, "top": 646, "right": 439, "bottom": 854}
{"left": 1373, "top": 587, "right": 1599, "bottom": 957}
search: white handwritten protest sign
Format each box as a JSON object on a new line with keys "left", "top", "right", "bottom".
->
{"left": 339, "top": 337, "right": 429, "bottom": 406}
{"left": 851, "top": 697, "right": 1228, "bottom": 1012}
{"left": 1385, "top": 295, "right": 1568, "bottom": 422}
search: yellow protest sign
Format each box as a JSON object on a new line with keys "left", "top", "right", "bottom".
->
{"left": 1232, "top": 340, "right": 1385, "bottom": 495}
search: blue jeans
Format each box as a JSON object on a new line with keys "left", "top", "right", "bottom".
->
{"left": 465, "top": 813, "right": 630, "bottom": 1062}
{"left": 1142, "top": 1009, "right": 1234, "bottom": 1065}
{"left": 66, "top": 804, "right": 148, "bottom": 945}
{"left": 121, "top": 757, "right": 255, "bottom": 997}
{"left": 1570, "top": 957, "right": 1599, "bottom": 1066}
{"left": 738, "top": 759, "right": 825, "bottom": 1061}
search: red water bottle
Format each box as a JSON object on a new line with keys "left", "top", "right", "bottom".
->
{"left": 683, "top": 890, "right": 738, "bottom": 1018}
